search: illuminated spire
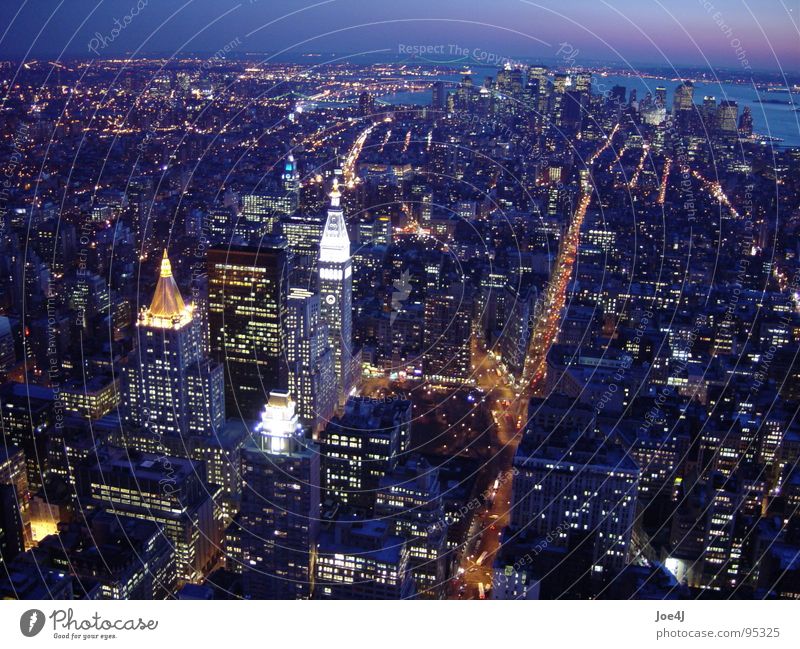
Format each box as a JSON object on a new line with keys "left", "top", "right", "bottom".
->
{"left": 145, "top": 249, "right": 191, "bottom": 326}
{"left": 320, "top": 178, "right": 349, "bottom": 263}
{"left": 329, "top": 176, "right": 341, "bottom": 208}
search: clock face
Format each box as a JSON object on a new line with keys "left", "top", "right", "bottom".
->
{"left": 325, "top": 294, "right": 337, "bottom": 305}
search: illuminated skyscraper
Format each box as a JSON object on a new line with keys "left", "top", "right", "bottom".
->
{"left": 511, "top": 429, "right": 639, "bottom": 574}
{"left": 318, "top": 396, "right": 408, "bottom": 511}
{"left": 280, "top": 213, "right": 325, "bottom": 289}
{"left": 716, "top": 100, "right": 739, "bottom": 135}
{"left": 738, "top": 106, "right": 753, "bottom": 136}
{"left": 318, "top": 179, "right": 353, "bottom": 402}
{"left": 431, "top": 81, "right": 446, "bottom": 112}
{"left": 314, "top": 517, "right": 414, "bottom": 599}
{"left": 208, "top": 243, "right": 290, "bottom": 419}
{"left": 527, "top": 65, "right": 550, "bottom": 115}
{"left": 287, "top": 287, "right": 336, "bottom": 431}
{"left": 80, "top": 446, "right": 222, "bottom": 583}
{"left": 240, "top": 155, "right": 301, "bottom": 238}
{"left": 358, "top": 91, "right": 375, "bottom": 116}
{"left": 239, "top": 391, "right": 320, "bottom": 599}
{"left": 673, "top": 81, "right": 695, "bottom": 114}
{"left": 123, "top": 251, "right": 225, "bottom": 438}
{"left": 423, "top": 288, "right": 472, "bottom": 386}
{"left": 375, "top": 457, "right": 448, "bottom": 598}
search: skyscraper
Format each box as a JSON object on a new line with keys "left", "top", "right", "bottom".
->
{"left": 511, "top": 428, "right": 639, "bottom": 574}
{"left": 717, "top": 100, "right": 739, "bottom": 135}
{"left": 358, "top": 91, "right": 376, "bottom": 116}
{"left": 239, "top": 391, "right": 320, "bottom": 599}
{"left": 374, "top": 457, "right": 448, "bottom": 598}
{"left": 287, "top": 288, "right": 336, "bottom": 431}
{"left": 208, "top": 243, "right": 290, "bottom": 419}
{"left": 423, "top": 288, "right": 472, "bottom": 386}
{"left": 314, "top": 517, "right": 414, "bottom": 599}
{"left": 79, "top": 446, "right": 222, "bottom": 583}
{"left": 318, "top": 396, "right": 407, "bottom": 511}
{"left": 123, "top": 251, "right": 225, "bottom": 438}
{"left": 673, "top": 81, "right": 695, "bottom": 114}
{"left": 318, "top": 179, "right": 353, "bottom": 403}
{"left": 431, "top": 81, "right": 446, "bottom": 112}
{"left": 240, "top": 155, "right": 301, "bottom": 238}
{"left": 280, "top": 212, "right": 325, "bottom": 289}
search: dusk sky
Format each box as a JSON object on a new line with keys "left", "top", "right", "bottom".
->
{"left": 0, "top": 0, "right": 797, "bottom": 70}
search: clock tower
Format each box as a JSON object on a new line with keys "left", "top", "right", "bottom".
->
{"left": 318, "top": 178, "right": 353, "bottom": 403}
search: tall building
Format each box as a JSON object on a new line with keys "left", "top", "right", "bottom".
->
{"left": 287, "top": 288, "right": 336, "bottom": 431}
{"left": 318, "top": 179, "right": 353, "bottom": 403}
{"left": 314, "top": 517, "right": 414, "bottom": 599}
{"left": 738, "top": 106, "right": 754, "bottom": 136}
{"left": 79, "top": 447, "right": 222, "bottom": 583}
{"left": 511, "top": 429, "right": 639, "bottom": 574}
{"left": 431, "top": 81, "right": 446, "bottom": 112}
{"left": 0, "top": 446, "right": 29, "bottom": 562}
{"left": 527, "top": 65, "right": 550, "bottom": 114}
{"left": 358, "top": 91, "right": 376, "bottom": 116}
{"left": 0, "top": 383, "right": 53, "bottom": 491}
{"left": 374, "top": 457, "right": 448, "bottom": 598}
{"left": 208, "top": 243, "right": 290, "bottom": 419}
{"left": 31, "top": 511, "right": 176, "bottom": 599}
{"left": 716, "top": 100, "right": 739, "bottom": 135}
{"left": 238, "top": 391, "right": 320, "bottom": 599}
{"left": 123, "top": 250, "right": 224, "bottom": 438}
{"left": 318, "top": 396, "right": 408, "bottom": 511}
{"left": 280, "top": 212, "right": 325, "bottom": 289}
{"left": 240, "top": 155, "right": 300, "bottom": 238}
{"left": 423, "top": 288, "right": 472, "bottom": 386}
{"left": 673, "top": 81, "right": 694, "bottom": 114}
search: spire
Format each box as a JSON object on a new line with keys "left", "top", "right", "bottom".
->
{"left": 329, "top": 176, "right": 341, "bottom": 208}
{"left": 147, "top": 249, "right": 189, "bottom": 323}
{"left": 319, "top": 178, "right": 350, "bottom": 264}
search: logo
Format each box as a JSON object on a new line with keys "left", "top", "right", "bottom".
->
{"left": 391, "top": 269, "right": 412, "bottom": 325}
{"left": 20, "top": 609, "right": 46, "bottom": 637}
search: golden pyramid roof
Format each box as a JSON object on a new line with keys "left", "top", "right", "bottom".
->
{"left": 146, "top": 250, "right": 189, "bottom": 323}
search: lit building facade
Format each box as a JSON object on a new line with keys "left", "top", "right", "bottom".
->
{"left": 123, "top": 251, "right": 224, "bottom": 438}
{"left": 314, "top": 518, "right": 414, "bottom": 599}
{"left": 208, "top": 243, "right": 290, "bottom": 419}
{"left": 318, "top": 179, "right": 353, "bottom": 402}
{"left": 318, "top": 396, "right": 407, "bottom": 511}
{"left": 239, "top": 391, "right": 320, "bottom": 599}
{"left": 287, "top": 288, "right": 336, "bottom": 431}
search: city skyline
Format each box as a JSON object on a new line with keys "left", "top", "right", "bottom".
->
{"left": 0, "top": 0, "right": 799, "bottom": 625}
{"left": 0, "top": 0, "right": 796, "bottom": 71}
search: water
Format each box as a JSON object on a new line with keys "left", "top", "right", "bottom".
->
{"left": 381, "top": 72, "right": 800, "bottom": 148}
{"left": 592, "top": 74, "right": 799, "bottom": 148}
